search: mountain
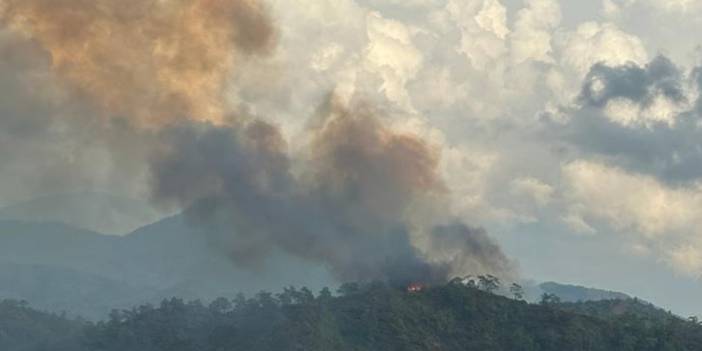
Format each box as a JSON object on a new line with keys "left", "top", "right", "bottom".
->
{"left": 536, "top": 282, "right": 631, "bottom": 302}
{"left": 0, "top": 192, "right": 165, "bottom": 235}
{"left": 0, "top": 209, "right": 652, "bottom": 322}
{"left": 0, "top": 216, "right": 332, "bottom": 319}
{"left": 0, "top": 262, "right": 144, "bottom": 318}
{"left": 4, "top": 282, "right": 702, "bottom": 351}
{"left": 0, "top": 215, "right": 646, "bottom": 321}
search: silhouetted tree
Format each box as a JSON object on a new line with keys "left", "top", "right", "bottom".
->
{"left": 478, "top": 275, "right": 500, "bottom": 293}
{"left": 540, "top": 293, "right": 561, "bottom": 305}
{"left": 510, "top": 283, "right": 524, "bottom": 300}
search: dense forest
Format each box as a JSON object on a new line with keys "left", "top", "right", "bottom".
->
{"left": 3, "top": 281, "right": 702, "bottom": 351}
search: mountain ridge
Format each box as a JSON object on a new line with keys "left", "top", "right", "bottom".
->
{"left": 3, "top": 282, "right": 701, "bottom": 351}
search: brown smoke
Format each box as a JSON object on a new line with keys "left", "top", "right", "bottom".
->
{"left": 0, "top": 0, "right": 275, "bottom": 126}
{"left": 150, "top": 97, "right": 512, "bottom": 284}
{"left": 307, "top": 99, "right": 445, "bottom": 227}
{"left": 0, "top": 0, "right": 514, "bottom": 284}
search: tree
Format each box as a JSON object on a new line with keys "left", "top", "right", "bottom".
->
{"left": 209, "top": 297, "right": 232, "bottom": 313}
{"left": 540, "top": 293, "right": 561, "bottom": 305}
{"left": 449, "top": 277, "right": 464, "bottom": 286}
{"left": 463, "top": 276, "right": 478, "bottom": 288}
{"left": 318, "top": 287, "right": 333, "bottom": 301}
{"left": 478, "top": 275, "right": 500, "bottom": 293}
{"left": 510, "top": 283, "right": 524, "bottom": 300}
{"left": 337, "top": 282, "right": 360, "bottom": 296}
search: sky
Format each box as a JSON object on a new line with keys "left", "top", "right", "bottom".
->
{"left": 1, "top": 0, "right": 702, "bottom": 316}
{"left": 253, "top": 0, "right": 702, "bottom": 316}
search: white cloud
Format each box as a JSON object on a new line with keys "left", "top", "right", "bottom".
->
{"left": 641, "top": 0, "right": 700, "bottom": 12}
{"left": 602, "top": 0, "right": 701, "bottom": 14}
{"left": 445, "top": 0, "right": 509, "bottom": 70}
{"left": 562, "top": 212, "right": 598, "bottom": 235}
{"left": 562, "top": 160, "right": 702, "bottom": 275}
{"left": 510, "top": 177, "right": 555, "bottom": 206}
{"left": 364, "top": 12, "right": 424, "bottom": 110}
{"left": 599, "top": 96, "right": 689, "bottom": 128}
{"left": 249, "top": 0, "right": 702, "bottom": 283}
{"left": 559, "top": 22, "right": 648, "bottom": 76}
{"left": 510, "top": 0, "right": 562, "bottom": 64}
{"left": 563, "top": 160, "right": 701, "bottom": 237}
{"left": 668, "top": 245, "right": 702, "bottom": 277}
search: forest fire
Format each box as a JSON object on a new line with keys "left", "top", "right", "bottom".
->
{"left": 407, "top": 283, "right": 425, "bottom": 293}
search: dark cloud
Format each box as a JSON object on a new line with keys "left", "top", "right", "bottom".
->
{"left": 546, "top": 56, "right": 702, "bottom": 185}
{"left": 580, "top": 55, "right": 686, "bottom": 108}
{"left": 694, "top": 66, "right": 702, "bottom": 113}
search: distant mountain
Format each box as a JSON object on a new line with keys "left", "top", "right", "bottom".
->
{"left": 537, "top": 281, "right": 631, "bottom": 302}
{"left": 0, "top": 192, "right": 165, "bottom": 235}
{"left": 556, "top": 298, "right": 673, "bottom": 321}
{"left": 0, "top": 216, "right": 332, "bottom": 319}
{"left": 4, "top": 283, "right": 701, "bottom": 351}
{"left": 0, "top": 262, "right": 143, "bottom": 318}
{"left": 0, "top": 209, "right": 650, "bottom": 321}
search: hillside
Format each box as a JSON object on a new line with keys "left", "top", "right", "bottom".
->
{"left": 3, "top": 282, "right": 701, "bottom": 351}
{"left": 0, "top": 300, "right": 85, "bottom": 351}
{"left": 0, "top": 218, "right": 332, "bottom": 319}
{"left": 0, "top": 192, "right": 164, "bottom": 235}
{"left": 0, "top": 218, "right": 658, "bottom": 321}
{"left": 82, "top": 283, "right": 702, "bottom": 351}
{"left": 0, "top": 262, "right": 144, "bottom": 318}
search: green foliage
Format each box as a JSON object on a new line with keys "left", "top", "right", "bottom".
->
{"left": 0, "top": 299, "right": 87, "bottom": 351}
{"left": 510, "top": 283, "right": 524, "bottom": 300}
{"left": 3, "top": 283, "right": 702, "bottom": 351}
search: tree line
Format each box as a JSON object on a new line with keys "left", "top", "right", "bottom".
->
{"left": 2, "top": 280, "right": 702, "bottom": 351}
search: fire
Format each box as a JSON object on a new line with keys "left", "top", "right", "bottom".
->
{"left": 407, "top": 283, "right": 424, "bottom": 293}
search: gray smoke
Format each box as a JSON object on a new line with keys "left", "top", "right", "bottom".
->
{"left": 150, "top": 98, "right": 513, "bottom": 284}
{"left": 0, "top": 0, "right": 513, "bottom": 284}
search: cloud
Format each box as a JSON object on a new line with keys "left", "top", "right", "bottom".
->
{"left": 562, "top": 160, "right": 702, "bottom": 275}
{"left": 2, "top": 0, "right": 702, "bottom": 304}
{"left": 510, "top": 0, "right": 562, "bottom": 64}
{"left": 562, "top": 160, "right": 701, "bottom": 237}
{"left": 580, "top": 55, "right": 688, "bottom": 126}
{"left": 668, "top": 245, "right": 702, "bottom": 277}
{"left": 446, "top": 0, "right": 509, "bottom": 70}
{"left": 580, "top": 56, "right": 686, "bottom": 107}
{"left": 547, "top": 55, "right": 702, "bottom": 185}
{"left": 363, "top": 12, "right": 423, "bottom": 110}
{"left": 607, "top": 0, "right": 702, "bottom": 13}
{"left": 559, "top": 22, "right": 647, "bottom": 76}
{"left": 510, "top": 177, "right": 555, "bottom": 206}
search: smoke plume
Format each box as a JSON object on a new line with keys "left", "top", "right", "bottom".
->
{"left": 0, "top": 0, "right": 513, "bottom": 284}
{"left": 151, "top": 98, "right": 512, "bottom": 283}
{"left": 0, "top": 0, "right": 274, "bottom": 126}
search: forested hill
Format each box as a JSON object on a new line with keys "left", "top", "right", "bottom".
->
{"left": 4, "top": 282, "right": 702, "bottom": 351}
{"left": 0, "top": 300, "right": 85, "bottom": 351}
